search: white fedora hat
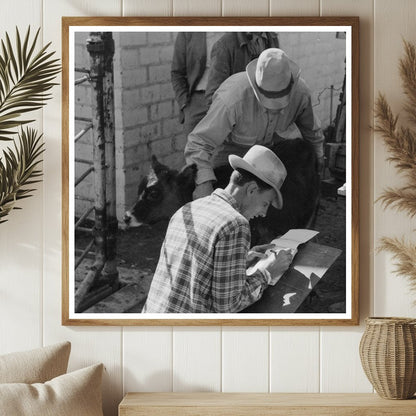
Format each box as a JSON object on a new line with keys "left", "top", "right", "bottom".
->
{"left": 246, "top": 48, "right": 300, "bottom": 110}
{"left": 228, "top": 145, "right": 287, "bottom": 209}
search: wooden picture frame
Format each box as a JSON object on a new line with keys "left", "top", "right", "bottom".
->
{"left": 62, "top": 16, "right": 359, "bottom": 326}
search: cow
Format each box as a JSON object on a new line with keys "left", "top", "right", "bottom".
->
{"left": 124, "top": 138, "right": 320, "bottom": 245}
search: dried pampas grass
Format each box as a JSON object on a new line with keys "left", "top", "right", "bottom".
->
{"left": 375, "top": 40, "right": 416, "bottom": 298}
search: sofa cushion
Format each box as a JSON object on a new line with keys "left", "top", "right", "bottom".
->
{"left": 0, "top": 363, "right": 104, "bottom": 416}
{"left": 0, "top": 341, "right": 71, "bottom": 384}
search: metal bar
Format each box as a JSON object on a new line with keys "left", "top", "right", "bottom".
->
{"left": 74, "top": 123, "right": 93, "bottom": 143}
{"left": 75, "top": 284, "right": 114, "bottom": 313}
{"left": 75, "top": 116, "right": 92, "bottom": 123}
{"left": 75, "top": 239, "right": 95, "bottom": 269}
{"left": 74, "top": 261, "right": 104, "bottom": 312}
{"left": 75, "top": 195, "right": 94, "bottom": 202}
{"left": 75, "top": 75, "right": 89, "bottom": 85}
{"left": 75, "top": 166, "right": 94, "bottom": 187}
{"left": 330, "top": 85, "right": 334, "bottom": 125}
{"left": 75, "top": 206, "right": 95, "bottom": 230}
{"left": 75, "top": 158, "right": 93, "bottom": 165}
{"left": 76, "top": 226, "right": 93, "bottom": 234}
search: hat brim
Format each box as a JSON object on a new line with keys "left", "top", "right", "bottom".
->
{"left": 246, "top": 58, "right": 300, "bottom": 111}
{"left": 229, "top": 154, "right": 283, "bottom": 209}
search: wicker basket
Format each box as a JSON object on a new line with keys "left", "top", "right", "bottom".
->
{"left": 359, "top": 317, "right": 416, "bottom": 399}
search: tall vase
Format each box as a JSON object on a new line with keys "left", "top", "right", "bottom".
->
{"left": 359, "top": 317, "right": 416, "bottom": 399}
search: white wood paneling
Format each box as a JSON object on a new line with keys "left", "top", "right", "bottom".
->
{"left": 2, "top": 1, "right": 416, "bottom": 414}
{"left": 270, "top": 0, "right": 320, "bottom": 16}
{"left": 42, "top": 2, "right": 124, "bottom": 415}
{"left": 222, "top": 327, "right": 269, "bottom": 392}
{"left": 322, "top": 0, "right": 375, "bottom": 319}
{"left": 320, "top": 0, "right": 375, "bottom": 393}
{"left": 0, "top": 0, "right": 43, "bottom": 355}
{"left": 222, "top": 0, "right": 269, "bottom": 16}
{"left": 173, "top": 0, "right": 222, "bottom": 16}
{"left": 373, "top": 0, "right": 416, "bottom": 317}
{"left": 270, "top": 327, "right": 320, "bottom": 392}
{"left": 173, "top": 327, "right": 221, "bottom": 391}
{"left": 124, "top": 328, "right": 173, "bottom": 393}
{"left": 123, "top": 0, "right": 172, "bottom": 16}
{"left": 320, "top": 327, "right": 372, "bottom": 392}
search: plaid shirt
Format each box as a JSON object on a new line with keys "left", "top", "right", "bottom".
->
{"left": 142, "top": 189, "right": 268, "bottom": 313}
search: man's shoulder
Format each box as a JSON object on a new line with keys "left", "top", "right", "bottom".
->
{"left": 191, "top": 190, "right": 247, "bottom": 225}
{"left": 214, "top": 32, "right": 239, "bottom": 48}
{"left": 294, "top": 76, "right": 312, "bottom": 98}
{"left": 214, "top": 72, "right": 254, "bottom": 107}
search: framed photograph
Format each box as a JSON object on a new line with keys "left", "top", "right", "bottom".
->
{"left": 62, "top": 16, "right": 359, "bottom": 326}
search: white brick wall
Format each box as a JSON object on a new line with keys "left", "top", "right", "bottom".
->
{"left": 74, "top": 30, "right": 346, "bottom": 220}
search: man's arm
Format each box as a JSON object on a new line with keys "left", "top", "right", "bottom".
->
{"left": 184, "top": 94, "right": 235, "bottom": 186}
{"left": 295, "top": 90, "right": 325, "bottom": 169}
{"left": 171, "top": 33, "right": 190, "bottom": 116}
{"left": 211, "top": 218, "right": 270, "bottom": 313}
{"left": 205, "top": 38, "right": 233, "bottom": 107}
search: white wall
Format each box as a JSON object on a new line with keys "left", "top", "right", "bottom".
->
{"left": 1, "top": 1, "right": 416, "bottom": 415}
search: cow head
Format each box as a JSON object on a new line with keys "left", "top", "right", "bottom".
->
{"left": 124, "top": 156, "right": 197, "bottom": 228}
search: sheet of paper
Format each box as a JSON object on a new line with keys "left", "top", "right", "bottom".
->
{"left": 246, "top": 229, "right": 319, "bottom": 283}
{"left": 271, "top": 229, "right": 319, "bottom": 249}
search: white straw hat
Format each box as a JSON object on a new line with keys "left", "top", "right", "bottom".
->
{"left": 246, "top": 48, "right": 300, "bottom": 110}
{"left": 228, "top": 145, "right": 287, "bottom": 209}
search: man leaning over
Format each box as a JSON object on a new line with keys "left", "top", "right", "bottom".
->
{"left": 142, "top": 145, "right": 292, "bottom": 313}
{"left": 185, "top": 48, "right": 324, "bottom": 200}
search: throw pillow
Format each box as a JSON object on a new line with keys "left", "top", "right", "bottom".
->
{"left": 0, "top": 363, "right": 104, "bottom": 416}
{"left": 0, "top": 341, "right": 71, "bottom": 384}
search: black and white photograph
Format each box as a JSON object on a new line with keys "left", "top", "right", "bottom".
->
{"left": 63, "top": 17, "right": 359, "bottom": 325}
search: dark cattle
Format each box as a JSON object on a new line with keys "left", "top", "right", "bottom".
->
{"left": 124, "top": 138, "right": 320, "bottom": 245}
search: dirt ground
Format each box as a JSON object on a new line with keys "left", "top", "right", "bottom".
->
{"left": 76, "top": 183, "right": 346, "bottom": 313}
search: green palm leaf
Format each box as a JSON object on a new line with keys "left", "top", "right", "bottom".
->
{"left": 0, "top": 127, "right": 44, "bottom": 223}
{"left": 0, "top": 27, "right": 61, "bottom": 141}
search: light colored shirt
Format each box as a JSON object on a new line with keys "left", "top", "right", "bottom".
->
{"left": 185, "top": 71, "right": 323, "bottom": 185}
{"left": 142, "top": 189, "right": 268, "bottom": 313}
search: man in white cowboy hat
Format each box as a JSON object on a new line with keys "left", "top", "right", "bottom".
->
{"left": 143, "top": 145, "right": 292, "bottom": 313}
{"left": 185, "top": 47, "right": 324, "bottom": 200}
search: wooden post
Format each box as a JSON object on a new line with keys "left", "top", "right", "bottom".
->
{"left": 87, "top": 32, "right": 107, "bottom": 273}
{"left": 75, "top": 32, "right": 107, "bottom": 312}
{"left": 102, "top": 32, "right": 119, "bottom": 290}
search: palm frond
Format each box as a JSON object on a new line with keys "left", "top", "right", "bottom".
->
{"left": 0, "top": 27, "right": 61, "bottom": 141}
{"left": 0, "top": 127, "right": 44, "bottom": 223}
